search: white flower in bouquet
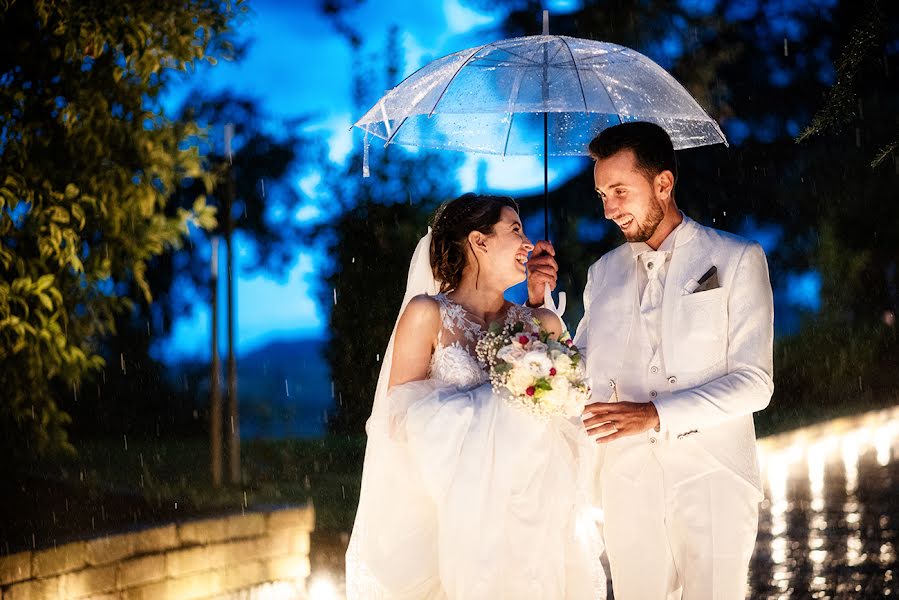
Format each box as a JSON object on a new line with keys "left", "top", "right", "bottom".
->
{"left": 496, "top": 345, "right": 527, "bottom": 364}
{"left": 528, "top": 340, "right": 549, "bottom": 354}
{"left": 551, "top": 352, "right": 574, "bottom": 377}
{"left": 506, "top": 365, "right": 535, "bottom": 396}
{"left": 572, "top": 357, "right": 587, "bottom": 379}
{"left": 522, "top": 350, "right": 554, "bottom": 378}
{"left": 542, "top": 376, "right": 570, "bottom": 408}
{"left": 563, "top": 382, "right": 591, "bottom": 417}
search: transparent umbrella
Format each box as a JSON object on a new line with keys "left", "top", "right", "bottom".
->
{"left": 354, "top": 37, "right": 726, "bottom": 157}
{"left": 354, "top": 14, "right": 728, "bottom": 311}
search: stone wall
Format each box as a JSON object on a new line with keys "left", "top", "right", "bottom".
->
{"left": 0, "top": 505, "right": 314, "bottom": 600}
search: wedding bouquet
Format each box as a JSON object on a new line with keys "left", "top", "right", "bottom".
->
{"left": 476, "top": 318, "right": 591, "bottom": 418}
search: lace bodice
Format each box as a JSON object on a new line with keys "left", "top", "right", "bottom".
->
{"left": 428, "top": 293, "right": 536, "bottom": 390}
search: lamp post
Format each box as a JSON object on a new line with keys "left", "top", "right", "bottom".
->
{"left": 223, "top": 123, "right": 241, "bottom": 485}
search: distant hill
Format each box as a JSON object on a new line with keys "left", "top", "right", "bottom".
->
{"left": 236, "top": 337, "right": 333, "bottom": 439}
{"left": 239, "top": 337, "right": 330, "bottom": 380}
{"left": 170, "top": 337, "right": 335, "bottom": 439}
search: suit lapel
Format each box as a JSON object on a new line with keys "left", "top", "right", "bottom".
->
{"left": 607, "top": 249, "right": 637, "bottom": 372}
{"left": 586, "top": 247, "right": 636, "bottom": 386}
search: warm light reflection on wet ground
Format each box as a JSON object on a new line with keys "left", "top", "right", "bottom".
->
{"left": 751, "top": 405, "right": 899, "bottom": 598}
{"left": 307, "top": 406, "right": 899, "bottom": 599}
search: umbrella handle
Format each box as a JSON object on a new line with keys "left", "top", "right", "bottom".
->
{"left": 543, "top": 281, "right": 566, "bottom": 318}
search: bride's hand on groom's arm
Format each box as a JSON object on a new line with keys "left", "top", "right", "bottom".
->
{"left": 526, "top": 240, "right": 558, "bottom": 308}
{"left": 580, "top": 401, "right": 661, "bottom": 443}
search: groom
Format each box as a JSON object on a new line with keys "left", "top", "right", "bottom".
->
{"left": 526, "top": 121, "right": 774, "bottom": 599}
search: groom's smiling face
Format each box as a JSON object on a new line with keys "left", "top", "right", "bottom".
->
{"left": 594, "top": 149, "right": 671, "bottom": 243}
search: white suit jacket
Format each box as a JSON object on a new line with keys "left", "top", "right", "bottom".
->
{"left": 573, "top": 215, "right": 774, "bottom": 493}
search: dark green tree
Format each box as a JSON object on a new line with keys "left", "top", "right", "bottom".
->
{"left": 798, "top": 0, "right": 899, "bottom": 168}
{"left": 0, "top": 0, "right": 244, "bottom": 457}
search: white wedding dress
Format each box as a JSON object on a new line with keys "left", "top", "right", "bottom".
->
{"left": 345, "top": 289, "right": 606, "bottom": 599}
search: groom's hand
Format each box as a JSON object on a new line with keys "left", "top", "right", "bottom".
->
{"left": 581, "top": 401, "right": 661, "bottom": 443}
{"left": 526, "top": 240, "right": 558, "bottom": 307}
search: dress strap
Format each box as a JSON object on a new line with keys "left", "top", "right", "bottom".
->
{"left": 432, "top": 293, "right": 482, "bottom": 346}
{"left": 505, "top": 303, "right": 536, "bottom": 329}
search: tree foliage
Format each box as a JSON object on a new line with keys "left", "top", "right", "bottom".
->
{"left": 797, "top": 0, "right": 899, "bottom": 168}
{"left": 0, "top": 0, "right": 244, "bottom": 457}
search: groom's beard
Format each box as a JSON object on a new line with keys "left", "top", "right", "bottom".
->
{"left": 624, "top": 195, "right": 664, "bottom": 242}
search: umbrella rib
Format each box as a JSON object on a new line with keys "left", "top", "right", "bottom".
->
{"left": 543, "top": 41, "right": 566, "bottom": 75}
{"left": 388, "top": 47, "right": 473, "bottom": 91}
{"left": 535, "top": 41, "right": 562, "bottom": 92}
{"left": 502, "top": 112, "right": 515, "bottom": 157}
{"left": 495, "top": 38, "right": 544, "bottom": 57}
{"left": 383, "top": 116, "right": 409, "bottom": 147}
{"left": 428, "top": 42, "right": 497, "bottom": 118}
{"left": 557, "top": 37, "right": 589, "bottom": 112}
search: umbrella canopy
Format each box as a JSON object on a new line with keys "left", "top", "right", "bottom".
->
{"left": 354, "top": 34, "right": 728, "bottom": 156}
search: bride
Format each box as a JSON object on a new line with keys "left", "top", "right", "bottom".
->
{"left": 345, "top": 193, "right": 605, "bottom": 599}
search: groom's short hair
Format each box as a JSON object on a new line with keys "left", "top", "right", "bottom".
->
{"left": 588, "top": 122, "right": 678, "bottom": 186}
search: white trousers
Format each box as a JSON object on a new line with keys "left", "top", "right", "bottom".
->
{"left": 599, "top": 434, "right": 759, "bottom": 600}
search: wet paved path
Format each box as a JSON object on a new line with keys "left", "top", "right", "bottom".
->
{"left": 750, "top": 405, "right": 899, "bottom": 598}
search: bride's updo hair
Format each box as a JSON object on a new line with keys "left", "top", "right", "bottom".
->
{"left": 430, "top": 193, "right": 519, "bottom": 293}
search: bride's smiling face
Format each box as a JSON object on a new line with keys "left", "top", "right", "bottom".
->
{"left": 479, "top": 207, "right": 534, "bottom": 289}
